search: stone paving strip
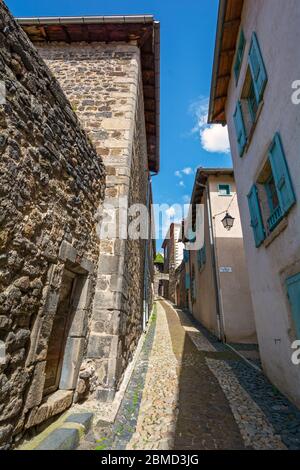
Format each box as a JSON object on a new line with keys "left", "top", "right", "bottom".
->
{"left": 127, "top": 302, "right": 179, "bottom": 450}
{"left": 205, "top": 359, "right": 286, "bottom": 450}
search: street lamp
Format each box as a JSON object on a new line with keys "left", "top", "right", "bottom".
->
{"left": 221, "top": 212, "right": 235, "bottom": 231}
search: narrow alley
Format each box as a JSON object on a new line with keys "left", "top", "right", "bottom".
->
{"left": 83, "top": 301, "right": 300, "bottom": 451}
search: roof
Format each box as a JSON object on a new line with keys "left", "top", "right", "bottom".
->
{"left": 17, "top": 15, "right": 160, "bottom": 173}
{"left": 208, "top": 0, "right": 244, "bottom": 124}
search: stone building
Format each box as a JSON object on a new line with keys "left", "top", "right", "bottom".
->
{"left": 174, "top": 261, "right": 187, "bottom": 309}
{"left": 162, "top": 223, "right": 184, "bottom": 303}
{"left": 184, "top": 168, "right": 256, "bottom": 343}
{"left": 209, "top": 0, "right": 300, "bottom": 405}
{"left": 153, "top": 253, "right": 164, "bottom": 298}
{"left": 0, "top": 2, "right": 159, "bottom": 448}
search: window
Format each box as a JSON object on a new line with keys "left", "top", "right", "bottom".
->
{"left": 239, "top": 68, "right": 259, "bottom": 141}
{"left": 233, "top": 101, "right": 247, "bottom": 157}
{"left": 247, "top": 80, "right": 259, "bottom": 123}
{"left": 183, "top": 249, "right": 189, "bottom": 264}
{"left": 218, "top": 184, "right": 231, "bottom": 196}
{"left": 233, "top": 32, "right": 267, "bottom": 155}
{"left": 247, "top": 133, "right": 296, "bottom": 246}
{"left": 234, "top": 29, "right": 246, "bottom": 83}
{"left": 286, "top": 273, "right": 300, "bottom": 340}
{"left": 247, "top": 184, "right": 265, "bottom": 247}
{"left": 248, "top": 32, "right": 268, "bottom": 104}
{"left": 264, "top": 173, "right": 281, "bottom": 231}
{"left": 197, "top": 245, "right": 206, "bottom": 271}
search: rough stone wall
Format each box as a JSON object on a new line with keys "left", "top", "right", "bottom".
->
{"left": 120, "top": 90, "right": 149, "bottom": 378}
{"left": 0, "top": 3, "right": 105, "bottom": 448}
{"left": 37, "top": 41, "right": 152, "bottom": 400}
{"left": 163, "top": 237, "right": 176, "bottom": 303}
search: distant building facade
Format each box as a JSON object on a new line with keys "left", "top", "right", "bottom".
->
{"left": 209, "top": 0, "right": 300, "bottom": 406}
{"left": 162, "top": 223, "right": 184, "bottom": 302}
{"left": 184, "top": 169, "right": 256, "bottom": 344}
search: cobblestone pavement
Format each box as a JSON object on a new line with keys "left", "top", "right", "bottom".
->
{"left": 92, "top": 300, "right": 300, "bottom": 451}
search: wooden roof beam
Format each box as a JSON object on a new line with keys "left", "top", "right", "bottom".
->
{"left": 223, "top": 18, "right": 241, "bottom": 29}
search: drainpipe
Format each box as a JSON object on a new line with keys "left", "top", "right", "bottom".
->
{"left": 197, "top": 182, "right": 226, "bottom": 342}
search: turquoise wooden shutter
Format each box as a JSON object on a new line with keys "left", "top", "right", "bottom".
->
{"left": 269, "top": 133, "right": 296, "bottom": 215}
{"left": 233, "top": 101, "right": 247, "bottom": 157}
{"left": 286, "top": 273, "right": 300, "bottom": 339}
{"left": 234, "top": 29, "right": 246, "bottom": 83}
{"left": 183, "top": 249, "right": 189, "bottom": 263}
{"left": 249, "top": 33, "right": 268, "bottom": 102}
{"left": 247, "top": 184, "right": 265, "bottom": 247}
{"left": 185, "top": 273, "right": 190, "bottom": 289}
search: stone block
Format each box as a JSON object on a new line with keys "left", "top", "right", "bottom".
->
{"left": 36, "top": 428, "right": 79, "bottom": 450}
{"left": 65, "top": 412, "right": 93, "bottom": 432}
{"left": 72, "top": 276, "right": 91, "bottom": 310}
{"left": 109, "top": 274, "right": 123, "bottom": 293}
{"left": 93, "top": 289, "right": 122, "bottom": 311}
{"left": 96, "top": 387, "right": 116, "bottom": 402}
{"left": 79, "top": 257, "right": 94, "bottom": 274}
{"left": 87, "top": 333, "right": 115, "bottom": 359}
{"left": 91, "top": 310, "right": 121, "bottom": 336}
{"left": 24, "top": 361, "right": 46, "bottom": 411}
{"left": 59, "top": 337, "right": 85, "bottom": 390}
{"left": 97, "top": 254, "right": 121, "bottom": 275}
{"left": 25, "top": 390, "right": 73, "bottom": 429}
{"left": 59, "top": 241, "right": 77, "bottom": 263}
{"left": 69, "top": 308, "right": 88, "bottom": 337}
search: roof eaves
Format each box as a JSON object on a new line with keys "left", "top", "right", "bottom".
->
{"left": 208, "top": 0, "right": 228, "bottom": 124}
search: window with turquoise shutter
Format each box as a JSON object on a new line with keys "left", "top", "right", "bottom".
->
{"left": 247, "top": 184, "right": 265, "bottom": 247}
{"left": 183, "top": 249, "right": 189, "bottom": 264}
{"left": 248, "top": 32, "right": 268, "bottom": 103}
{"left": 197, "top": 245, "right": 206, "bottom": 271}
{"left": 233, "top": 101, "right": 247, "bottom": 157}
{"left": 286, "top": 273, "right": 300, "bottom": 340}
{"left": 264, "top": 173, "right": 282, "bottom": 232}
{"left": 234, "top": 29, "right": 246, "bottom": 83}
{"left": 268, "top": 133, "right": 296, "bottom": 216}
{"left": 218, "top": 184, "right": 231, "bottom": 196}
{"left": 185, "top": 273, "right": 190, "bottom": 290}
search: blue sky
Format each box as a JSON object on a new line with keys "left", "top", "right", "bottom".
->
{"left": 7, "top": 0, "right": 232, "bottom": 249}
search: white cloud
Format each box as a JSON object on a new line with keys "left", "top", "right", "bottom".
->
{"left": 165, "top": 206, "right": 176, "bottom": 218}
{"left": 174, "top": 167, "right": 194, "bottom": 180}
{"left": 189, "top": 97, "right": 230, "bottom": 154}
{"left": 179, "top": 181, "right": 185, "bottom": 187}
{"left": 182, "top": 167, "right": 194, "bottom": 175}
{"left": 183, "top": 195, "right": 190, "bottom": 203}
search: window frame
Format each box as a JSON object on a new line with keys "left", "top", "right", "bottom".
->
{"left": 218, "top": 184, "right": 232, "bottom": 197}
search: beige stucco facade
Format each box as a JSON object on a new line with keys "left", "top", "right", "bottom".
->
{"left": 214, "top": 0, "right": 300, "bottom": 406}
{"left": 187, "top": 170, "right": 256, "bottom": 344}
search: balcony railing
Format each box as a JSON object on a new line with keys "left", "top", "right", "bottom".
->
{"left": 267, "top": 206, "right": 282, "bottom": 232}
